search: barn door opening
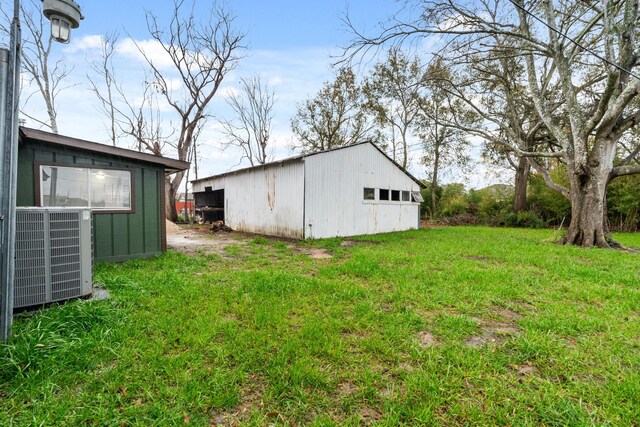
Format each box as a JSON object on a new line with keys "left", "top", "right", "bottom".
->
{"left": 193, "top": 188, "right": 225, "bottom": 223}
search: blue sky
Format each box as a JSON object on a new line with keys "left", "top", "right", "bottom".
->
{"left": 4, "top": 0, "right": 510, "bottom": 187}
{"left": 79, "top": 1, "right": 398, "bottom": 49}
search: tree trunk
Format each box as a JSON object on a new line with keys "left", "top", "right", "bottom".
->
{"left": 513, "top": 155, "right": 530, "bottom": 212}
{"left": 166, "top": 171, "right": 184, "bottom": 222}
{"left": 431, "top": 144, "right": 440, "bottom": 218}
{"left": 562, "top": 143, "right": 615, "bottom": 248}
{"left": 183, "top": 166, "right": 190, "bottom": 223}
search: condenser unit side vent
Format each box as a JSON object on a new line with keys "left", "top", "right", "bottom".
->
{"left": 14, "top": 208, "right": 93, "bottom": 309}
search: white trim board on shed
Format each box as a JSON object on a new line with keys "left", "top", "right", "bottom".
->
{"left": 192, "top": 142, "right": 425, "bottom": 239}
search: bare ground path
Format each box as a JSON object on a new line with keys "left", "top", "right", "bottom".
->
{"left": 165, "top": 221, "right": 247, "bottom": 256}
{"left": 165, "top": 221, "right": 334, "bottom": 259}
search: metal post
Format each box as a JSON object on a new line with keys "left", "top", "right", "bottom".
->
{"left": 0, "top": 0, "right": 21, "bottom": 342}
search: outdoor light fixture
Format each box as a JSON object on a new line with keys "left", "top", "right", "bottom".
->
{"left": 42, "top": 0, "right": 83, "bottom": 44}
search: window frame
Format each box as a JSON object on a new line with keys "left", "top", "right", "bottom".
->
{"left": 363, "top": 187, "right": 376, "bottom": 201}
{"left": 411, "top": 191, "right": 424, "bottom": 203}
{"left": 379, "top": 188, "right": 390, "bottom": 201}
{"left": 36, "top": 163, "right": 135, "bottom": 214}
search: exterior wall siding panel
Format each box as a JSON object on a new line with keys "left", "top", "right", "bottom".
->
{"left": 17, "top": 141, "right": 165, "bottom": 262}
{"left": 304, "top": 143, "right": 421, "bottom": 238}
{"left": 193, "top": 162, "right": 305, "bottom": 239}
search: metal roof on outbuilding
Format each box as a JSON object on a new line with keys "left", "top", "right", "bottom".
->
{"left": 192, "top": 141, "right": 426, "bottom": 189}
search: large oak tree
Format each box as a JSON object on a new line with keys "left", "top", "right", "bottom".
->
{"left": 346, "top": 0, "right": 640, "bottom": 247}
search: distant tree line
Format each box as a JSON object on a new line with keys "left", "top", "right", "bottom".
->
{"left": 425, "top": 173, "right": 640, "bottom": 233}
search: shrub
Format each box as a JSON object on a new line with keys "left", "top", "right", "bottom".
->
{"left": 475, "top": 184, "right": 513, "bottom": 224}
{"left": 498, "top": 211, "right": 546, "bottom": 228}
{"left": 439, "top": 183, "right": 469, "bottom": 217}
{"left": 607, "top": 175, "right": 640, "bottom": 232}
{"left": 527, "top": 169, "right": 571, "bottom": 226}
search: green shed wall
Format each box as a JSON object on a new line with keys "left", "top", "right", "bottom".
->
{"left": 17, "top": 140, "right": 166, "bottom": 263}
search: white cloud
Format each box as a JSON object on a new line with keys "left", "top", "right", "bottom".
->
{"left": 63, "top": 34, "right": 104, "bottom": 54}
{"left": 220, "top": 86, "right": 239, "bottom": 99}
{"left": 268, "top": 76, "right": 283, "bottom": 86}
{"left": 436, "top": 13, "right": 484, "bottom": 33}
{"left": 115, "top": 37, "right": 175, "bottom": 70}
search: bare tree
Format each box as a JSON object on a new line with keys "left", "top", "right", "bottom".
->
{"left": 86, "top": 35, "right": 175, "bottom": 155}
{"left": 291, "top": 67, "right": 373, "bottom": 153}
{"left": 118, "top": 79, "right": 174, "bottom": 156}
{"left": 2, "top": 0, "right": 74, "bottom": 132}
{"left": 219, "top": 75, "right": 276, "bottom": 166}
{"left": 137, "top": 0, "right": 245, "bottom": 221}
{"left": 345, "top": 0, "right": 640, "bottom": 248}
{"left": 87, "top": 32, "right": 120, "bottom": 146}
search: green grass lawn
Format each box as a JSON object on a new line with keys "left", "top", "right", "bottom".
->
{"left": 1, "top": 226, "right": 639, "bottom": 426}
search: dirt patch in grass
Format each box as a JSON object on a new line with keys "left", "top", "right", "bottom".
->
{"left": 512, "top": 363, "right": 539, "bottom": 375}
{"left": 565, "top": 337, "right": 578, "bottom": 347}
{"left": 465, "top": 307, "right": 523, "bottom": 347}
{"left": 306, "top": 248, "right": 333, "bottom": 259}
{"left": 417, "top": 331, "right": 439, "bottom": 348}
{"left": 491, "top": 306, "right": 523, "bottom": 322}
{"left": 166, "top": 221, "right": 248, "bottom": 257}
{"left": 168, "top": 221, "right": 344, "bottom": 260}
{"left": 359, "top": 407, "right": 382, "bottom": 423}
{"left": 286, "top": 244, "right": 333, "bottom": 259}
{"left": 338, "top": 381, "right": 357, "bottom": 397}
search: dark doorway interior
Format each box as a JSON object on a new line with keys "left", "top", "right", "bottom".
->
{"left": 193, "top": 189, "right": 225, "bottom": 223}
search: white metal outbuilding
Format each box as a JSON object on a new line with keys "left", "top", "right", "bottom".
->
{"left": 192, "top": 142, "right": 425, "bottom": 239}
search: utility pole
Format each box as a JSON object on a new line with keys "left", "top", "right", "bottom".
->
{"left": 0, "top": 0, "right": 82, "bottom": 342}
{"left": 0, "top": 0, "right": 21, "bottom": 343}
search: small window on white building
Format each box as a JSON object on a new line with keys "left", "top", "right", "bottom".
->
{"left": 379, "top": 189, "right": 389, "bottom": 201}
{"left": 411, "top": 191, "right": 424, "bottom": 202}
{"left": 363, "top": 187, "right": 375, "bottom": 200}
{"left": 402, "top": 191, "right": 410, "bottom": 202}
{"left": 391, "top": 190, "right": 400, "bottom": 201}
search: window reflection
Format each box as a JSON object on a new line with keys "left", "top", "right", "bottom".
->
{"left": 40, "top": 166, "right": 131, "bottom": 210}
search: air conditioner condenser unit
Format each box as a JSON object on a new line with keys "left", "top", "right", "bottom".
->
{"left": 14, "top": 207, "right": 93, "bottom": 309}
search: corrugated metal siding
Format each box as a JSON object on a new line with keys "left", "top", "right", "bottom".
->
{"left": 17, "top": 141, "right": 164, "bottom": 262}
{"left": 304, "top": 143, "right": 421, "bottom": 238}
{"left": 193, "top": 162, "right": 305, "bottom": 238}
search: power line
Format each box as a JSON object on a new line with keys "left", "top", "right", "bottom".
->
{"left": 507, "top": 0, "right": 640, "bottom": 81}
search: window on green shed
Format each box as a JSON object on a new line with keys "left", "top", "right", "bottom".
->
{"left": 39, "top": 165, "right": 132, "bottom": 211}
